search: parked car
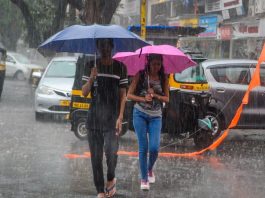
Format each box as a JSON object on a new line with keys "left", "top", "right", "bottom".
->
{"left": 0, "top": 48, "right": 6, "bottom": 98}
{"left": 34, "top": 56, "right": 77, "bottom": 120}
{"left": 200, "top": 59, "right": 265, "bottom": 136}
{"left": 5, "top": 52, "right": 43, "bottom": 81}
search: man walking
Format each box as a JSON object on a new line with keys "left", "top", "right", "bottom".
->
{"left": 82, "top": 38, "right": 128, "bottom": 198}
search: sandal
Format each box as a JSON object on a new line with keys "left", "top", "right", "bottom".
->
{"left": 105, "top": 178, "right": 117, "bottom": 197}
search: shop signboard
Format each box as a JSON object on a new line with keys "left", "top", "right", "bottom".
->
{"left": 233, "top": 22, "right": 260, "bottom": 38}
{"left": 179, "top": 18, "right": 198, "bottom": 28}
{"left": 222, "top": 0, "right": 242, "bottom": 10}
{"left": 168, "top": 18, "right": 198, "bottom": 27}
{"left": 220, "top": 25, "right": 232, "bottom": 40}
{"left": 198, "top": 15, "right": 218, "bottom": 37}
{"left": 255, "top": 0, "right": 265, "bottom": 14}
{"left": 168, "top": 21, "right": 181, "bottom": 26}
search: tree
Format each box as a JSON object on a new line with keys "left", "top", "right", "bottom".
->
{"left": 80, "top": 0, "right": 121, "bottom": 24}
{"left": 0, "top": 0, "right": 23, "bottom": 50}
{"left": 9, "top": 0, "right": 121, "bottom": 48}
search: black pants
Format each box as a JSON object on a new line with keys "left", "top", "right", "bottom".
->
{"left": 88, "top": 129, "right": 119, "bottom": 193}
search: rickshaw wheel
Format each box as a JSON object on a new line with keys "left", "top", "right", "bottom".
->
{"left": 206, "top": 111, "right": 224, "bottom": 139}
{"left": 194, "top": 130, "right": 213, "bottom": 150}
{"left": 74, "top": 118, "right": 88, "bottom": 140}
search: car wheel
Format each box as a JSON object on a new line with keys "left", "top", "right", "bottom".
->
{"left": 206, "top": 111, "right": 224, "bottom": 138}
{"left": 15, "top": 71, "right": 25, "bottom": 80}
{"left": 74, "top": 118, "right": 88, "bottom": 140}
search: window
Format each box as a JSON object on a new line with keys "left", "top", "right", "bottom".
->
{"left": 210, "top": 66, "right": 250, "bottom": 85}
{"left": 174, "top": 64, "right": 207, "bottom": 83}
{"left": 6, "top": 55, "right": 15, "bottom": 63}
{"left": 12, "top": 53, "right": 30, "bottom": 64}
{"left": 45, "top": 61, "right": 76, "bottom": 78}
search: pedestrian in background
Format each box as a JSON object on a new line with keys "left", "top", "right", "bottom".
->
{"left": 127, "top": 54, "right": 169, "bottom": 190}
{"left": 82, "top": 38, "right": 128, "bottom": 198}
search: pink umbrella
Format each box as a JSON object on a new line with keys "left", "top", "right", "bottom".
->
{"left": 113, "top": 44, "right": 196, "bottom": 75}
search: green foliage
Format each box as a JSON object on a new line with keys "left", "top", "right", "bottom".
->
{"left": 24, "top": 0, "right": 56, "bottom": 41}
{"left": 1, "top": 0, "right": 120, "bottom": 48}
{"left": 0, "top": 0, "right": 23, "bottom": 50}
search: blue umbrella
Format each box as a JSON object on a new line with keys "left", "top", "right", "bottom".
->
{"left": 38, "top": 24, "right": 149, "bottom": 54}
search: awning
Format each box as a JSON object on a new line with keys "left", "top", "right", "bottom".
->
{"left": 128, "top": 25, "right": 206, "bottom": 37}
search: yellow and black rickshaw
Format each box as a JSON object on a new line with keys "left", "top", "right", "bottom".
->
{"left": 163, "top": 50, "right": 214, "bottom": 148}
{"left": 0, "top": 47, "right": 7, "bottom": 98}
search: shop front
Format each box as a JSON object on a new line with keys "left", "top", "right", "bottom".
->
{"left": 178, "top": 15, "right": 221, "bottom": 59}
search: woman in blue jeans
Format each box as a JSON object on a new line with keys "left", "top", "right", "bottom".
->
{"left": 127, "top": 54, "right": 169, "bottom": 190}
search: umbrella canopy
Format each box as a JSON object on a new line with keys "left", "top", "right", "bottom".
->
{"left": 113, "top": 45, "right": 197, "bottom": 75}
{"left": 38, "top": 24, "right": 149, "bottom": 54}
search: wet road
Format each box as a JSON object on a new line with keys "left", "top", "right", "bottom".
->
{"left": 0, "top": 79, "right": 265, "bottom": 198}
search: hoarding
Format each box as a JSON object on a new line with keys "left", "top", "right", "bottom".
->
{"left": 199, "top": 16, "right": 218, "bottom": 37}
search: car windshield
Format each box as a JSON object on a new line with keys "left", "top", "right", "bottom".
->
{"left": 12, "top": 53, "right": 31, "bottom": 64}
{"left": 45, "top": 60, "right": 76, "bottom": 78}
{"left": 174, "top": 63, "right": 207, "bottom": 83}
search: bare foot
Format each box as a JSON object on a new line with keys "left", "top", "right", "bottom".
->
{"left": 97, "top": 192, "right": 105, "bottom": 198}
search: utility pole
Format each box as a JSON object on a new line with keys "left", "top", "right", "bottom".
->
{"left": 140, "top": 0, "right": 146, "bottom": 40}
{"left": 194, "top": 0, "right": 198, "bottom": 16}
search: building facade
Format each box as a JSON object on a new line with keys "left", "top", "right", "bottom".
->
{"left": 115, "top": 0, "right": 265, "bottom": 59}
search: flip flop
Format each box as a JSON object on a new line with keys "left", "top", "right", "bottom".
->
{"left": 105, "top": 178, "right": 116, "bottom": 197}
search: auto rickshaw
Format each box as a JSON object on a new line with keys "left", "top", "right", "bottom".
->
{"left": 163, "top": 50, "right": 214, "bottom": 149}
{"left": 0, "top": 48, "right": 7, "bottom": 98}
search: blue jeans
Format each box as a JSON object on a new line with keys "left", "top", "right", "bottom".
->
{"left": 133, "top": 107, "right": 162, "bottom": 181}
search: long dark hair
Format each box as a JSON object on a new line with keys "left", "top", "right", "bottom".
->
{"left": 144, "top": 53, "right": 166, "bottom": 92}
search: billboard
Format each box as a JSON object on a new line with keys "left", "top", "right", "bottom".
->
{"left": 199, "top": 15, "right": 218, "bottom": 37}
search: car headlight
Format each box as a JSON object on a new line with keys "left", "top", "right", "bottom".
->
{"left": 38, "top": 85, "right": 55, "bottom": 95}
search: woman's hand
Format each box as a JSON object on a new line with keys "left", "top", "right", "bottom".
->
{"left": 147, "top": 88, "right": 154, "bottom": 95}
{"left": 145, "top": 93, "right": 153, "bottom": 102}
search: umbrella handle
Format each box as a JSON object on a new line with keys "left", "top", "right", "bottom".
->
{"left": 147, "top": 74, "right": 150, "bottom": 89}
{"left": 94, "top": 53, "right": 97, "bottom": 67}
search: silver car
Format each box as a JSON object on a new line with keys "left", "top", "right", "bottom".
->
{"left": 6, "top": 52, "right": 43, "bottom": 80}
{"left": 34, "top": 56, "right": 77, "bottom": 120}
{"left": 202, "top": 59, "right": 265, "bottom": 137}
